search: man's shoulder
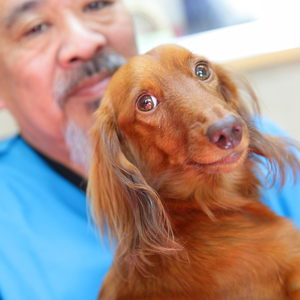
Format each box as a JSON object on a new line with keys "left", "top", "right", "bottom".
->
{"left": 0, "top": 135, "right": 86, "bottom": 215}
{"left": 0, "top": 135, "right": 37, "bottom": 174}
{"left": 0, "top": 135, "right": 33, "bottom": 160}
{"left": 0, "top": 135, "right": 19, "bottom": 155}
{"left": 0, "top": 135, "right": 62, "bottom": 190}
{"left": 0, "top": 136, "right": 40, "bottom": 196}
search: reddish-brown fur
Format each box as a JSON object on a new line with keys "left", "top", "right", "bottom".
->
{"left": 88, "top": 44, "right": 300, "bottom": 299}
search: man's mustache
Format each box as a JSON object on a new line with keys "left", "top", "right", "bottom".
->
{"left": 54, "top": 51, "right": 126, "bottom": 107}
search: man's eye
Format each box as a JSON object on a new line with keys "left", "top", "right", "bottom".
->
{"left": 84, "top": 1, "right": 111, "bottom": 11}
{"left": 25, "top": 24, "right": 48, "bottom": 36}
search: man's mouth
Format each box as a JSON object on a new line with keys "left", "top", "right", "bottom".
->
{"left": 55, "top": 50, "right": 127, "bottom": 107}
{"left": 67, "top": 73, "right": 112, "bottom": 100}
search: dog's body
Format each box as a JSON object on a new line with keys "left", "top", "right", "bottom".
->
{"left": 89, "top": 44, "right": 300, "bottom": 299}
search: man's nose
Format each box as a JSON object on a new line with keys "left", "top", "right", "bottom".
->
{"left": 58, "top": 15, "right": 107, "bottom": 69}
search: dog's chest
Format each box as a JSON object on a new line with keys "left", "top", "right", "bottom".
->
{"left": 107, "top": 253, "right": 287, "bottom": 300}
{"left": 101, "top": 205, "right": 300, "bottom": 300}
{"left": 145, "top": 206, "right": 298, "bottom": 299}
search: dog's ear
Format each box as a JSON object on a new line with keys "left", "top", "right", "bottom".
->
{"left": 88, "top": 103, "right": 182, "bottom": 270}
{"left": 215, "top": 63, "right": 300, "bottom": 186}
{"left": 213, "top": 63, "right": 260, "bottom": 122}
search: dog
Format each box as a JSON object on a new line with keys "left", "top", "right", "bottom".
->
{"left": 88, "top": 44, "right": 300, "bottom": 299}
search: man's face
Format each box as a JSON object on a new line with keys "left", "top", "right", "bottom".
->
{"left": 0, "top": 0, "right": 137, "bottom": 168}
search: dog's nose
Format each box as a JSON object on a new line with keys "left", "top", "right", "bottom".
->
{"left": 206, "top": 115, "right": 243, "bottom": 149}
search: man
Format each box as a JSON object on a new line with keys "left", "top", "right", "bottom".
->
{"left": 0, "top": 1, "right": 137, "bottom": 299}
{"left": 0, "top": 0, "right": 299, "bottom": 299}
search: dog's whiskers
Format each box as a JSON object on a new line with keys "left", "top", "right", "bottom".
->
{"left": 177, "top": 150, "right": 197, "bottom": 175}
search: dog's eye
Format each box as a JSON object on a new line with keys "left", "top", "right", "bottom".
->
{"left": 137, "top": 95, "right": 158, "bottom": 111}
{"left": 195, "top": 63, "right": 210, "bottom": 81}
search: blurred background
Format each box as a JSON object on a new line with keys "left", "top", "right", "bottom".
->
{"left": 0, "top": 0, "right": 299, "bottom": 141}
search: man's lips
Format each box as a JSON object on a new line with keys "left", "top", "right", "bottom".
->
{"left": 68, "top": 74, "right": 112, "bottom": 99}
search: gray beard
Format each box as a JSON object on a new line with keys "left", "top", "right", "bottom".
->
{"left": 63, "top": 119, "right": 91, "bottom": 174}
{"left": 56, "top": 51, "right": 127, "bottom": 173}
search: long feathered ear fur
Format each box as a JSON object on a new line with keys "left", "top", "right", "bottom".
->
{"left": 215, "top": 64, "right": 300, "bottom": 186}
{"left": 87, "top": 103, "right": 183, "bottom": 272}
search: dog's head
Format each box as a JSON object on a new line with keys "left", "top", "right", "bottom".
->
{"left": 95, "top": 45, "right": 251, "bottom": 176}
{"left": 88, "top": 44, "right": 299, "bottom": 268}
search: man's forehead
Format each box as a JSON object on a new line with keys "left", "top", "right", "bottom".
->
{"left": 1, "top": 0, "right": 113, "bottom": 12}
{"left": 1, "top": 0, "right": 45, "bottom": 13}
{"left": 0, "top": 0, "right": 85, "bottom": 24}
{"left": 0, "top": 0, "right": 44, "bottom": 26}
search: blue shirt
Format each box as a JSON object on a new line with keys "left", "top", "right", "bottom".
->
{"left": 0, "top": 136, "right": 112, "bottom": 300}
{"left": 255, "top": 117, "right": 300, "bottom": 227}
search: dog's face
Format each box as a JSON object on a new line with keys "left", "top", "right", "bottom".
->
{"left": 98, "top": 44, "right": 249, "bottom": 177}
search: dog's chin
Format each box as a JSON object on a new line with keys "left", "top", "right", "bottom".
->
{"left": 190, "top": 149, "right": 248, "bottom": 174}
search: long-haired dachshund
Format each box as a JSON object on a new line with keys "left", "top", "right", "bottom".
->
{"left": 88, "top": 44, "right": 300, "bottom": 299}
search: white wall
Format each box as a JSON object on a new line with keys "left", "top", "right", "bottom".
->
{"left": 0, "top": 110, "right": 18, "bottom": 139}
{"left": 246, "top": 61, "right": 300, "bottom": 142}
